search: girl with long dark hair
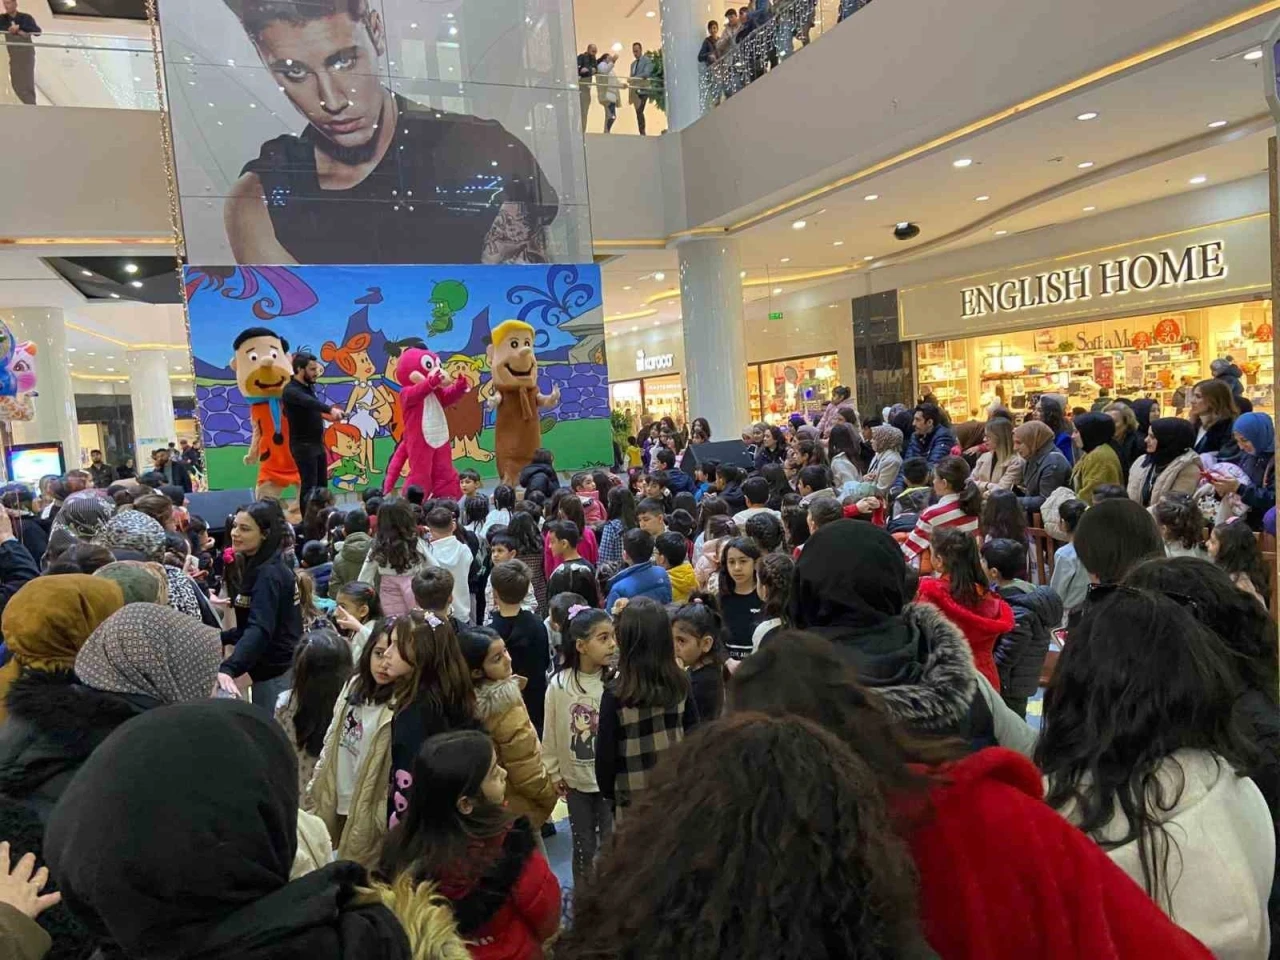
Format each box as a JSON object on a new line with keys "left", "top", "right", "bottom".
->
{"left": 753, "top": 425, "right": 786, "bottom": 472}
{"left": 1210, "top": 519, "right": 1271, "bottom": 605}
{"left": 358, "top": 499, "right": 433, "bottom": 615}
{"left": 670, "top": 598, "right": 727, "bottom": 723}
{"left": 598, "top": 485, "right": 638, "bottom": 568}
{"left": 276, "top": 626, "right": 353, "bottom": 797}
{"left": 828, "top": 422, "right": 864, "bottom": 488}
{"left": 1036, "top": 394, "right": 1074, "bottom": 465}
{"left": 981, "top": 488, "right": 1028, "bottom": 545}
{"left": 716, "top": 536, "right": 763, "bottom": 660}
{"left": 1036, "top": 587, "right": 1271, "bottom": 955}
{"left": 377, "top": 730, "right": 560, "bottom": 959}
{"left": 1190, "top": 379, "right": 1240, "bottom": 459}
{"left": 220, "top": 499, "right": 303, "bottom": 709}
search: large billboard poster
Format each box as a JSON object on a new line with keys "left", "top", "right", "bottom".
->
{"left": 157, "top": 0, "right": 591, "bottom": 266}
{"left": 186, "top": 263, "right": 610, "bottom": 491}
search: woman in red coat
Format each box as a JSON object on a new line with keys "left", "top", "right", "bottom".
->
{"left": 915, "top": 527, "right": 1014, "bottom": 690}
{"left": 379, "top": 730, "right": 560, "bottom": 960}
{"left": 729, "top": 633, "right": 1215, "bottom": 960}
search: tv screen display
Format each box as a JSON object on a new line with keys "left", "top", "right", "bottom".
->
{"left": 7, "top": 443, "right": 65, "bottom": 488}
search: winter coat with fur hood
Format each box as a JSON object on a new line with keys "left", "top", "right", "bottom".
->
{"left": 475, "top": 676, "right": 558, "bottom": 826}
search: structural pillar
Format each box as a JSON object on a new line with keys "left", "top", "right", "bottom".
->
{"left": 678, "top": 237, "right": 749, "bottom": 435}
{"left": 659, "top": 0, "right": 715, "bottom": 131}
{"left": 5, "top": 308, "right": 80, "bottom": 469}
{"left": 127, "top": 348, "right": 176, "bottom": 469}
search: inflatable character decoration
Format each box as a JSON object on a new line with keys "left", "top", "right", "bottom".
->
{"left": 0, "top": 319, "right": 39, "bottom": 422}
{"left": 383, "top": 347, "right": 469, "bottom": 498}
{"left": 231, "top": 327, "right": 299, "bottom": 499}
{"left": 486, "top": 320, "right": 560, "bottom": 486}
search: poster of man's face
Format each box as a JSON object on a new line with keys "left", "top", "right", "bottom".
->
{"left": 158, "top": 0, "right": 591, "bottom": 266}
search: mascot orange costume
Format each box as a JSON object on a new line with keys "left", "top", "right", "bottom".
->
{"left": 487, "top": 320, "right": 560, "bottom": 486}
{"left": 232, "top": 327, "right": 298, "bottom": 498}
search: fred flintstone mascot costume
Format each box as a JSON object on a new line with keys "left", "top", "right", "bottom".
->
{"left": 486, "top": 320, "right": 560, "bottom": 486}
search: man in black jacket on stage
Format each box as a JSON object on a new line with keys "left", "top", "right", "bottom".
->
{"left": 281, "top": 351, "right": 342, "bottom": 506}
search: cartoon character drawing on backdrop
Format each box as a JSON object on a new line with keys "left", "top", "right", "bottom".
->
{"left": 428, "top": 281, "right": 469, "bottom": 337}
{"left": 231, "top": 327, "right": 299, "bottom": 499}
{"left": 0, "top": 326, "right": 39, "bottom": 423}
{"left": 324, "top": 421, "right": 368, "bottom": 492}
{"left": 320, "top": 332, "right": 395, "bottom": 477}
{"left": 443, "top": 354, "right": 493, "bottom": 463}
{"left": 487, "top": 320, "right": 560, "bottom": 486}
{"left": 383, "top": 348, "right": 470, "bottom": 498}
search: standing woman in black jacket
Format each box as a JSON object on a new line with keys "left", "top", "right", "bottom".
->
{"left": 219, "top": 500, "right": 303, "bottom": 710}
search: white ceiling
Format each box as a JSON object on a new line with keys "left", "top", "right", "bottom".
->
{"left": 572, "top": 0, "right": 662, "bottom": 59}
{"left": 601, "top": 18, "right": 1280, "bottom": 327}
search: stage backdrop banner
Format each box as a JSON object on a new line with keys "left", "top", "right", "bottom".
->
{"left": 157, "top": 0, "right": 591, "bottom": 266}
{"left": 187, "top": 263, "right": 610, "bottom": 491}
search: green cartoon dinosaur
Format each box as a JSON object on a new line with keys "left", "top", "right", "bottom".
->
{"left": 428, "top": 280, "right": 469, "bottom": 336}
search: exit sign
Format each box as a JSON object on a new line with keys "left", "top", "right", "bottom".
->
{"left": 768, "top": 311, "right": 784, "bottom": 320}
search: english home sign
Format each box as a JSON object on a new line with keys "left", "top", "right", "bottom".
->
{"left": 960, "top": 241, "right": 1226, "bottom": 319}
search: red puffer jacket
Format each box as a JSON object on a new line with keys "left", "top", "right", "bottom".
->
{"left": 436, "top": 819, "right": 561, "bottom": 960}
{"left": 906, "top": 748, "right": 1213, "bottom": 959}
{"left": 914, "top": 576, "right": 1013, "bottom": 690}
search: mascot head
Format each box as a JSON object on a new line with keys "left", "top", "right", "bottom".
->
{"left": 230, "top": 327, "right": 291, "bottom": 399}
{"left": 395, "top": 346, "right": 444, "bottom": 388}
{"left": 486, "top": 320, "right": 538, "bottom": 390}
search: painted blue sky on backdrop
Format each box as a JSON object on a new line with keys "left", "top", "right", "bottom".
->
{"left": 184, "top": 263, "right": 601, "bottom": 374}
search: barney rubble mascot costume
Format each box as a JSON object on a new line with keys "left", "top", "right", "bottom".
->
{"left": 486, "top": 320, "right": 560, "bottom": 486}
{"left": 231, "top": 327, "right": 299, "bottom": 499}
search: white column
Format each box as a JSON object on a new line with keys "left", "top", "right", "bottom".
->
{"left": 6, "top": 308, "right": 80, "bottom": 468}
{"left": 659, "top": 0, "right": 715, "bottom": 131}
{"left": 678, "top": 237, "right": 749, "bottom": 435}
{"left": 127, "top": 348, "right": 176, "bottom": 469}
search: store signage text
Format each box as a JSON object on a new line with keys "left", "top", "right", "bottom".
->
{"left": 635, "top": 349, "right": 674, "bottom": 372}
{"left": 959, "top": 241, "right": 1226, "bottom": 319}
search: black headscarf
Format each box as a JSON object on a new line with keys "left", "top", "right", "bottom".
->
{"left": 1073, "top": 412, "right": 1115, "bottom": 454}
{"left": 791, "top": 520, "right": 907, "bottom": 631}
{"left": 1131, "top": 398, "right": 1157, "bottom": 437}
{"left": 1145, "top": 417, "right": 1196, "bottom": 469}
{"left": 44, "top": 700, "right": 410, "bottom": 960}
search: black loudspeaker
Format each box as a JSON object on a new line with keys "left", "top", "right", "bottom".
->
{"left": 185, "top": 489, "right": 256, "bottom": 533}
{"left": 681, "top": 440, "right": 755, "bottom": 478}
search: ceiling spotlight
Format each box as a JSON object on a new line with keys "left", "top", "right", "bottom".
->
{"left": 1075, "top": 111, "right": 1099, "bottom": 121}
{"left": 645, "top": 10, "right": 655, "bottom": 16}
{"left": 863, "top": 255, "right": 875, "bottom": 261}
{"left": 1244, "top": 49, "right": 1264, "bottom": 60}
{"left": 87, "top": 352, "right": 96, "bottom": 356}
{"left": 80, "top": 270, "right": 93, "bottom": 277}
{"left": 109, "top": 293, "right": 120, "bottom": 299}
{"left": 863, "top": 194, "right": 879, "bottom": 201}
{"left": 63, "top": 0, "right": 76, "bottom": 6}
{"left": 893, "top": 221, "right": 920, "bottom": 240}
{"left": 739, "top": 270, "right": 747, "bottom": 279}
{"left": 1083, "top": 205, "right": 1096, "bottom": 211}
{"left": 448, "top": 25, "right": 458, "bottom": 35}
{"left": 630, "top": 326, "right": 639, "bottom": 332}
{"left": 952, "top": 158, "right": 973, "bottom": 168}
{"left": 622, "top": 285, "right": 632, "bottom": 291}
{"left": 832, "top": 240, "right": 844, "bottom": 246}
{"left": 653, "top": 271, "right": 665, "bottom": 281}
{"left": 123, "top": 263, "right": 139, "bottom": 274}
{"left": 1076, "top": 161, "right": 1095, "bottom": 169}
{"left": 611, "top": 42, "right": 622, "bottom": 52}
{"left": 975, "top": 195, "right": 990, "bottom": 202}
{"left": 780, "top": 257, "right": 791, "bottom": 263}
{"left": 130, "top": 280, "right": 143, "bottom": 288}
{"left": 791, "top": 219, "right": 807, "bottom": 230}
{"left": 1208, "top": 119, "right": 1228, "bottom": 128}
{"left": 994, "top": 229, "right": 1008, "bottom": 236}
{"left": 1189, "top": 175, "right": 1207, "bottom": 184}
{"left": 772, "top": 287, "right": 782, "bottom": 295}
{"left": 66, "top": 347, "right": 76, "bottom": 353}
{"left": 105, "top": 368, "right": 116, "bottom": 373}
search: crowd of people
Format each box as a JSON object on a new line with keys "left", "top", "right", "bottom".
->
{"left": 0, "top": 369, "right": 1274, "bottom": 959}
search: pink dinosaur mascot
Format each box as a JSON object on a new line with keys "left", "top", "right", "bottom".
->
{"left": 383, "top": 347, "right": 470, "bottom": 497}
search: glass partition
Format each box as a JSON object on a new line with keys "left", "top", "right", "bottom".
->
{"left": 0, "top": 33, "right": 159, "bottom": 109}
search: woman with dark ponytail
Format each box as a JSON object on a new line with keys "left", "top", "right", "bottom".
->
{"left": 901, "top": 456, "right": 982, "bottom": 568}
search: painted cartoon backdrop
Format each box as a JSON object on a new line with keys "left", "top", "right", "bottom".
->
{"left": 186, "top": 263, "right": 610, "bottom": 492}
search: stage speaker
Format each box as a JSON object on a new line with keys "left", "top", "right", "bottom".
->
{"left": 681, "top": 440, "right": 755, "bottom": 478}
{"left": 185, "top": 489, "right": 256, "bottom": 533}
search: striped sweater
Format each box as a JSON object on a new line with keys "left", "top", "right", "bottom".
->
{"left": 901, "top": 493, "right": 979, "bottom": 566}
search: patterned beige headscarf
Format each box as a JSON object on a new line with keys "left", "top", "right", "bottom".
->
{"left": 74, "top": 604, "right": 222, "bottom": 704}
{"left": 871, "top": 424, "right": 904, "bottom": 453}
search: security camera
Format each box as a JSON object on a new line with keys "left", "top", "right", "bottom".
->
{"left": 894, "top": 222, "right": 920, "bottom": 241}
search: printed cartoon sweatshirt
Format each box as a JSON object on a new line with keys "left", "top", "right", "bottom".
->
{"left": 542, "top": 668, "right": 606, "bottom": 794}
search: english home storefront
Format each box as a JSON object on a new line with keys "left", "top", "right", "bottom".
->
{"left": 897, "top": 216, "right": 1274, "bottom": 422}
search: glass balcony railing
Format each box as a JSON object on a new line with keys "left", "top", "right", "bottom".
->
{"left": 578, "top": 76, "right": 668, "bottom": 137}
{"left": 699, "top": 0, "right": 868, "bottom": 111}
{"left": 0, "top": 32, "right": 159, "bottom": 109}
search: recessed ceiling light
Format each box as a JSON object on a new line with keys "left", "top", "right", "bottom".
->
{"left": 409, "top": 21, "right": 418, "bottom": 28}
{"left": 994, "top": 229, "right": 1008, "bottom": 236}
{"left": 863, "top": 194, "right": 879, "bottom": 201}
{"left": 1244, "top": 49, "right": 1264, "bottom": 60}
{"left": 105, "top": 355, "right": 115, "bottom": 360}
{"left": 645, "top": 9, "right": 655, "bottom": 16}
{"left": 1076, "top": 161, "right": 1094, "bottom": 169}
{"left": 1083, "top": 205, "right": 1097, "bottom": 211}
{"left": 1189, "top": 175, "right": 1207, "bottom": 184}
{"left": 791, "top": 219, "right": 807, "bottom": 230}
{"left": 1208, "top": 119, "right": 1228, "bottom": 128}
{"left": 952, "top": 158, "right": 972, "bottom": 168}
{"left": 87, "top": 352, "right": 96, "bottom": 356}
{"left": 653, "top": 271, "right": 665, "bottom": 281}
{"left": 863, "top": 255, "right": 875, "bottom": 261}
{"left": 780, "top": 257, "right": 791, "bottom": 263}
{"left": 66, "top": 347, "right": 76, "bottom": 353}
{"left": 109, "top": 293, "right": 120, "bottom": 299}
{"left": 1075, "top": 111, "right": 1099, "bottom": 121}
{"left": 832, "top": 240, "right": 844, "bottom": 246}
{"left": 622, "top": 285, "right": 632, "bottom": 291}
{"left": 123, "top": 263, "right": 139, "bottom": 274}
{"left": 129, "top": 280, "right": 143, "bottom": 288}
{"left": 105, "top": 368, "right": 116, "bottom": 372}
{"left": 895, "top": 221, "right": 910, "bottom": 229}
{"left": 975, "top": 195, "right": 990, "bottom": 202}
{"left": 772, "top": 287, "right": 782, "bottom": 295}
{"left": 829, "top": 303, "right": 838, "bottom": 308}
{"left": 611, "top": 42, "right": 622, "bottom": 52}
{"left": 448, "top": 25, "right": 458, "bottom": 35}
{"left": 630, "top": 325, "right": 638, "bottom": 332}
{"left": 80, "top": 270, "right": 93, "bottom": 277}
{"left": 739, "top": 270, "right": 747, "bottom": 279}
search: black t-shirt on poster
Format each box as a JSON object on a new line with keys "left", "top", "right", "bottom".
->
{"left": 243, "top": 95, "right": 559, "bottom": 264}
{"left": 718, "top": 589, "right": 763, "bottom": 661}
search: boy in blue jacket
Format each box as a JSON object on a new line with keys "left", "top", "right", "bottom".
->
{"left": 604, "top": 528, "right": 672, "bottom": 611}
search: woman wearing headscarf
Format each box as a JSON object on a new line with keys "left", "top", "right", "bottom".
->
{"left": 93, "top": 510, "right": 210, "bottom": 625}
{"left": 45, "top": 491, "right": 115, "bottom": 569}
{"left": 93, "top": 561, "right": 168, "bottom": 605}
{"left": 1210, "top": 411, "right": 1276, "bottom": 531}
{"left": 43, "top": 700, "right": 465, "bottom": 960}
{"left": 789, "top": 519, "right": 1007, "bottom": 751}
{"left": 866, "top": 424, "right": 904, "bottom": 502}
{"left": 1070, "top": 413, "right": 1123, "bottom": 505}
{"left": 1013, "top": 421, "right": 1071, "bottom": 514}
{"left": 1127, "top": 417, "right": 1200, "bottom": 509}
